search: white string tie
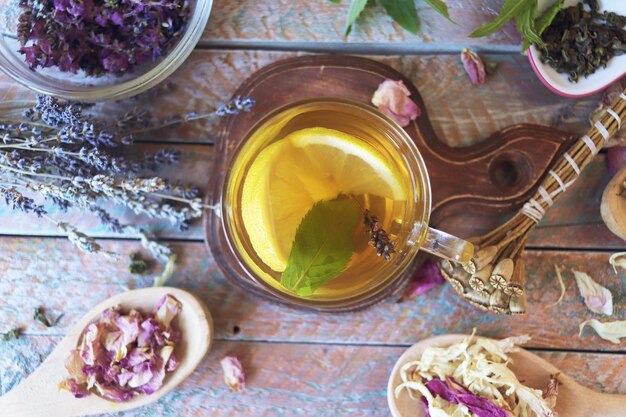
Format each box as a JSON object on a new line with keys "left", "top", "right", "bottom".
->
{"left": 581, "top": 135, "right": 598, "bottom": 156}
{"left": 594, "top": 121, "right": 609, "bottom": 140}
{"left": 621, "top": 93, "right": 626, "bottom": 101}
{"left": 606, "top": 109, "right": 621, "bottom": 130}
{"left": 522, "top": 202, "right": 543, "bottom": 224}
{"left": 549, "top": 170, "right": 567, "bottom": 194}
{"left": 538, "top": 186, "right": 554, "bottom": 207}
{"left": 564, "top": 153, "right": 580, "bottom": 175}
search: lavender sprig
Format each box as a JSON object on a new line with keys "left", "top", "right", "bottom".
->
{"left": 0, "top": 94, "right": 254, "bottom": 285}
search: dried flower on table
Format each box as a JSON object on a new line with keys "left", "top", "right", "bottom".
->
{"left": 579, "top": 319, "right": 626, "bottom": 344}
{"left": 363, "top": 209, "right": 396, "bottom": 260}
{"left": 129, "top": 253, "right": 151, "bottom": 275}
{"left": 0, "top": 94, "right": 254, "bottom": 283}
{"left": 398, "top": 259, "right": 445, "bottom": 302}
{"left": 220, "top": 355, "right": 246, "bottom": 392}
{"left": 371, "top": 80, "right": 421, "bottom": 127}
{"left": 17, "top": 0, "right": 190, "bottom": 76}
{"left": 461, "top": 48, "right": 486, "bottom": 87}
{"left": 60, "top": 294, "right": 182, "bottom": 401}
{"left": 572, "top": 270, "right": 613, "bottom": 316}
{"left": 609, "top": 252, "right": 626, "bottom": 274}
{"left": 1, "top": 328, "right": 21, "bottom": 341}
{"left": 550, "top": 264, "right": 566, "bottom": 307}
{"left": 34, "top": 307, "right": 62, "bottom": 327}
{"left": 543, "top": 374, "right": 560, "bottom": 409}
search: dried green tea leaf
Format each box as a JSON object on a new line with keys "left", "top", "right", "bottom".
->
{"left": 1, "top": 328, "right": 21, "bottom": 341}
{"left": 579, "top": 319, "right": 626, "bottom": 344}
{"left": 572, "top": 270, "right": 613, "bottom": 316}
{"left": 549, "top": 264, "right": 566, "bottom": 307}
{"left": 34, "top": 307, "right": 62, "bottom": 327}
{"left": 344, "top": 0, "right": 368, "bottom": 35}
{"left": 380, "top": 0, "right": 419, "bottom": 34}
{"left": 609, "top": 252, "right": 626, "bottom": 274}
{"left": 280, "top": 199, "right": 360, "bottom": 296}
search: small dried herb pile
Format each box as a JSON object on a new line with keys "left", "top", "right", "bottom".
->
{"left": 0, "top": 94, "right": 253, "bottom": 278}
{"left": 539, "top": 0, "right": 626, "bottom": 82}
{"left": 17, "top": 0, "right": 190, "bottom": 76}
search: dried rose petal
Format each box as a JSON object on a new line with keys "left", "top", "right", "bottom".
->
{"left": 220, "top": 355, "right": 246, "bottom": 392}
{"left": 573, "top": 270, "right": 613, "bottom": 316}
{"left": 398, "top": 259, "right": 445, "bottom": 302}
{"left": 59, "top": 378, "right": 89, "bottom": 398}
{"left": 371, "top": 80, "right": 421, "bottom": 127}
{"left": 154, "top": 294, "right": 182, "bottom": 329}
{"left": 461, "top": 48, "right": 486, "bottom": 87}
{"left": 425, "top": 377, "right": 509, "bottom": 417}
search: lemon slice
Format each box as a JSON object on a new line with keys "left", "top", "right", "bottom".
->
{"left": 241, "top": 127, "right": 407, "bottom": 272}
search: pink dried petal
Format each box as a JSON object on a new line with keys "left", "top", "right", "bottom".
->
{"left": 398, "top": 259, "right": 445, "bottom": 302}
{"left": 79, "top": 323, "right": 104, "bottom": 366}
{"left": 153, "top": 294, "right": 182, "bottom": 329}
{"left": 64, "top": 349, "right": 88, "bottom": 384}
{"left": 425, "top": 377, "right": 508, "bottom": 417}
{"left": 166, "top": 354, "right": 180, "bottom": 372}
{"left": 138, "top": 318, "right": 159, "bottom": 347}
{"left": 128, "top": 361, "right": 156, "bottom": 388}
{"left": 371, "top": 80, "right": 421, "bottom": 127}
{"left": 59, "top": 378, "right": 89, "bottom": 398}
{"left": 94, "top": 382, "right": 134, "bottom": 402}
{"left": 461, "top": 48, "right": 486, "bottom": 87}
{"left": 607, "top": 147, "right": 626, "bottom": 176}
{"left": 136, "top": 345, "right": 175, "bottom": 395}
{"left": 220, "top": 355, "right": 246, "bottom": 392}
{"left": 573, "top": 270, "right": 613, "bottom": 316}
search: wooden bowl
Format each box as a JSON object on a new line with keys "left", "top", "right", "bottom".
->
{"left": 601, "top": 165, "right": 626, "bottom": 241}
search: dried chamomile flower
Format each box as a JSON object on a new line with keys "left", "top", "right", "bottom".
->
{"left": 609, "top": 252, "right": 626, "bottom": 274}
{"left": 579, "top": 319, "right": 626, "bottom": 344}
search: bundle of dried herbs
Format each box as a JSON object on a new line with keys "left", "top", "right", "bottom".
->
{"left": 539, "top": 0, "right": 626, "bottom": 82}
{"left": 0, "top": 94, "right": 253, "bottom": 281}
{"left": 17, "top": 0, "right": 191, "bottom": 76}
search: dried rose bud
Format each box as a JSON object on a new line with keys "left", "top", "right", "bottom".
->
{"left": 398, "top": 259, "right": 445, "bottom": 302}
{"left": 220, "top": 355, "right": 246, "bottom": 392}
{"left": 371, "top": 80, "right": 421, "bottom": 127}
{"left": 461, "top": 48, "right": 486, "bottom": 87}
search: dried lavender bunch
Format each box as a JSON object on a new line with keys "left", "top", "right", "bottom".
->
{"left": 17, "top": 0, "right": 191, "bottom": 76}
{"left": 0, "top": 94, "right": 254, "bottom": 282}
{"left": 363, "top": 210, "right": 396, "bottom": 261}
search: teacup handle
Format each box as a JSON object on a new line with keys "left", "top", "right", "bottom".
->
{"left": 421, "top": 227, "right": 474, "bottom": 264}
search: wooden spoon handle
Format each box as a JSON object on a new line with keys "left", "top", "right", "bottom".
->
{"left": 588, "top": 393, "right": 626, "bottom": 417}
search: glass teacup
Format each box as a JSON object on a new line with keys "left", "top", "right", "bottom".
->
{"left": 209, "top": 98, "right": 473, "bottom": 311}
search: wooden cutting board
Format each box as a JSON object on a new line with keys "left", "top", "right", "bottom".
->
{"left": 208, "top": 54, "right": 576, "bottom": 238}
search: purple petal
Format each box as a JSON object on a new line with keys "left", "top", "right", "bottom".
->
{"left": 153, "top": 294, "right": 182, "bottom": 329}
{"left": 220, "top": 355, "right": 246, "bottom": 392}
{"left": 461, "top": 48, "right": 486, "bottom": 87}
{"left": 398, "top": 259, "right": 445, "bottom": 302}
{"left": 60, "top": 378, "right": 89, "bottom": 398}
{"left": 371, "top": 80, "right": 421, "bottom": 127}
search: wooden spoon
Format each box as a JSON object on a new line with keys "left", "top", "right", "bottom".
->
{"left": 387, "top": 334, "right": 626, "bottom": 417}
{"left": 601, "top": 164, "right": 626, "bottom": 241}
{"left": 0, "top": 287, "right": 213, "bottom": 417}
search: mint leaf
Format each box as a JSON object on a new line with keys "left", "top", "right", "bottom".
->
{"left": 280, "top": 199, "right": 360, "bottom": 296}
{"left": 535, "top": 0, "right": 563, "bottom": 35}
{"left": 515, "top": 0, "right": 543, "bottom": 50}
{"left": 380, "top": 0, "right": 419, "bottom": 34}
{"left": 344, "top": 0, "right": 369, "bottom": 35}
{"left": 424, "top": 0, "right": 456, "bottom": 23}
{"left": 469, "top": 0, "right": 534, "bottom": 38}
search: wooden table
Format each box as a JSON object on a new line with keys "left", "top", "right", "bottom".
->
{"left": 1, "top": 1, "right": 625, "bottom": 416}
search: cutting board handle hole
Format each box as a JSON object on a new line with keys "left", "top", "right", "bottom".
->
{"left": 489, "top": 152, "right": 531, "bottom": 190}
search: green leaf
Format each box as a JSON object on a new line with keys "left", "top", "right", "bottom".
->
{"left": 469, "top": 0, "right": 534, "bottom": 38}
{"left": 535, "top": 0, "right": 563, "bottom": 35}
{"left": 516, "top": 0, "right": 543, "bottom": 50}
{"left": 380, "top": 0, "right": 419, "bottom": 34}
{"left": 280, "top": 199, "right": 360, "bottom": 296}
{"left": 328, "top": 0, "right": 342, "bottom": 3}
{"left": 344, "top": 0, "right": 369, "bottom": 35}
{"left": 424, "top": 0, "right": 456, "bottom": 23}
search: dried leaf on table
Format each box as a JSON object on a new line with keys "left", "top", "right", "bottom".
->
{"left": 220, "top": 355, "right": 246, "bottom": 392}
{"left": 371, "top": 80, "right": 421, "bottom": 127}
{"left": 1, "top": 328, "right": 21, "bottom": 341}
{"left": 609, "top": 252, "right": 626, "bottom": 274}
{"left": 579, "top": 319, "right": 626, "bottom": 344}
{"left": 34, "top": 307, "right": 62, "bottom": 327}
{"left": 572, "top": 270, "right": 613, "bottom": 316}
{"left": 549, "top": 264, "right": 566, "bottom": 307}
{"left": 398, "top": 259, "right": 445, "bottom": 302}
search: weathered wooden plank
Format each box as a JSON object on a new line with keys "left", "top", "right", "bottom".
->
{"left": 201, "top": 0, "right": 522, "bottom": 48}
{"left": 1, "top": 237, "right": 625, "bottom": 351}
{"left": 1, "top": 51, "right": 601, "bottom": 148}
{"left": 0, "top": 337, "right": 624, "bottom": 417}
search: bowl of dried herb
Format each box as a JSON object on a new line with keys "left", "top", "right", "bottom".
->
{"left": 528, "top": 0, "right": 626, "bottom": 98}
{"left": 0, "top": 0, "right": 212, "bottom": 102}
